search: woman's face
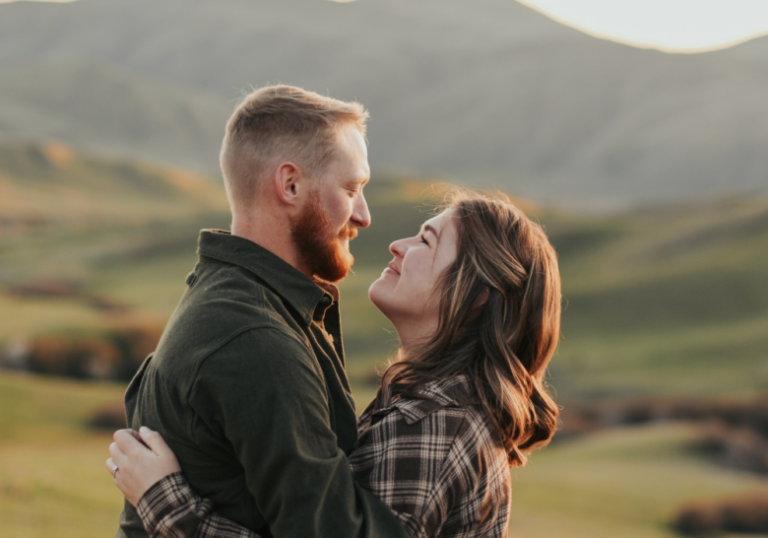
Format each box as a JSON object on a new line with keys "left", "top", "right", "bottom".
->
{"left": 369, "top": 209, "right": 459, "bottom": 325}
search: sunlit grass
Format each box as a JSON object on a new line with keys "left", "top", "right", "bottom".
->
{"left": 510, "top": 424, "right": 768, "bottom": 538}
{"left": 2, "top": 153, "right": 768, "bottom": 536}
{"left": 2, "top": 371, "right": 768, "bottom": 538}
{"left": 0, "top": 372, "right": 125, "bottom": 538}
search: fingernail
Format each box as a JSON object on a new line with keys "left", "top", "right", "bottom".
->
{"left": 139, "top": 426, "right": 151, "bottom": 435}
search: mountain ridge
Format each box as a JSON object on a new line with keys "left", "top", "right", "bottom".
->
{"left": 1, "top": 0, "right": 767, "bottom": 206}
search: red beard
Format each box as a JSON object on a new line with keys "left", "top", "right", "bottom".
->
{"left": 291, "top": 195, "right": 358, "bottom": 283}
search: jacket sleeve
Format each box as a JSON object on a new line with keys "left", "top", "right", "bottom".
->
{"left": 137, "top": 473, "right": 258, "bottom": 538}
{"left": 187, "top": 328, "right": 409, "bottom": 538}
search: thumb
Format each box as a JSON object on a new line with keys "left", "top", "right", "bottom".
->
{"left": 139, "top": 426, "right": 173, "bottom": 458}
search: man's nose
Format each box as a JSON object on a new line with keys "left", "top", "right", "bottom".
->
{"left": 351, "top": 193, "right": 371, "bottom": 229}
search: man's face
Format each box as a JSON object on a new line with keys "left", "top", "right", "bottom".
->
{"left": 291, "top": 124, "right": 371, "bottom": 282}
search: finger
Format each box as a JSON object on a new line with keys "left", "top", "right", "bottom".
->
{"left": 139, "top": 426, "right": 173, "bottom": 458}
{"left": 106, "top": 457, "right": 121, "bottom": 484}
{"left": 109, "top": 441, "right": 128, "bottom": 468}
{"left": 114, "top": 429, "right": 151, "bottom": 456}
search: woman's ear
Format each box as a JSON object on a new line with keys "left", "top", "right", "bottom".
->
{"left": 473, "top": 287, "right": 490, "bottom": 309}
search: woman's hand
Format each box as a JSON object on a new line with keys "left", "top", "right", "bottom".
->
{"left": 106, "top": 427, "right": 182, "bottom": 507}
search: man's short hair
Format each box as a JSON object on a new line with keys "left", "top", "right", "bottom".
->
{"left": 220, "top": 85, "right": 369, "bottom": 210}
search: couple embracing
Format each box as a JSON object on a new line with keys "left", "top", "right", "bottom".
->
{"left": 107, "top": 85, "right": 562, "bottom": 538}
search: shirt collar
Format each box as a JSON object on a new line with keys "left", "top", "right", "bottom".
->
{"left": 377, "top": 375, "right": 476, "bottom": 425}
{"left": 197, "top": 229, "right": 336, "bottom": 326}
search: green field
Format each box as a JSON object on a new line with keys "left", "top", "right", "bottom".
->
{"left": 2, "top": 370, "right": 767, "bottom": 538}
{"left": 0, "top": 371, "right": 125, "bottom": 538}
{"left": 1, "top": 144, "right": 768, "bottom": 537}
{"left": 2, "top": 146, "right": 766, "bottom": 402}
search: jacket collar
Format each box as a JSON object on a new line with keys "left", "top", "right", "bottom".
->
{"left": 197, "top": 229, "right": 336, "bottom": 326}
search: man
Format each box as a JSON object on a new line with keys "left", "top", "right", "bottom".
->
{"left": 116, "top": 85, "right": 409, "bottom": 538}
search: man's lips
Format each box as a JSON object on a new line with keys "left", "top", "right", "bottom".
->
{"left": 341, "top": 227, "right": 358, "bottom": 241}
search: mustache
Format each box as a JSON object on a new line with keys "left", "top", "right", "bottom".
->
{"left": 340, "top": 227, "right": 358, "bottom": 241}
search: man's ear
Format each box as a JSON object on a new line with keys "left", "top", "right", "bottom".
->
{"left": 273, "top": 162, "right": 303, "bottom": 206}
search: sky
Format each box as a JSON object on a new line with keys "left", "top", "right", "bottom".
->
{"left": 518, "top": 0, "right": 768, "bottom": 52}
{"left": 4, "top": 0, "right": 768, "bottom": 53}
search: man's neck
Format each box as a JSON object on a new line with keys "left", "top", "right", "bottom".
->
{"left": 231, "top": 211, "right": 311, "bottom": 279}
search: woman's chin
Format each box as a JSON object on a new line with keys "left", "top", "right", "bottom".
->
{"left": 368, "top": 279, "right": 391, "bottom": 315}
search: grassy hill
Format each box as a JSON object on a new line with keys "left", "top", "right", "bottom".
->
{"left": 343, "top": 181, "right": 768, "bottom": 403}
{"left": 1, "top": 146, "right": 767, "bottom": 537}
{"left": 3, "top": 370, "right": 768, "bottom": 538}
{"left": 0, "top": 143, "right": 230, "bottom": 341}
{"left": 1, "top": 145, "right": 767, "bottom": 402}
{"left": 1, "top": 0, "right": 768, "bottom": 204}
{"left": 546, "top": 196, "right": 768, "bottom": 401}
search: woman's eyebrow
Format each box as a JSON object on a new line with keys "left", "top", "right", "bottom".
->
{"left": 423, "top": 224, "right": 440, "bottom": 242}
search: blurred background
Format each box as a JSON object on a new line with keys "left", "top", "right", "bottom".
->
{"left": 0, "top": 0, "right": 767, "bottom": 536}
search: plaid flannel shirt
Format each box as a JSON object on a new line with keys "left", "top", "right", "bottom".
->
{"left": 136, "top": 376, "right": 512, "bottom": 538}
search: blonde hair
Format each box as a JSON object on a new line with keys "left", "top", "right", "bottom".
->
{"left": 378, "top": 190, "right": 561, "bottom": 466}
{"left": 220, "top": 85, "right": 369, "bottom": 209}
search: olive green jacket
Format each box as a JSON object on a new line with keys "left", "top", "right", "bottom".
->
{"left": 116, "top": 230, "right": 407, "bottom": 538}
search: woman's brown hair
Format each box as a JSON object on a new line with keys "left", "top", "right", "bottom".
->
{"left": 378, "top": 190, "right": 561, "bottom": 466}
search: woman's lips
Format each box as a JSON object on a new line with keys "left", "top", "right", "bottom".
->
{"left": 385, "top": 263, "right": 400, "bottom": 276}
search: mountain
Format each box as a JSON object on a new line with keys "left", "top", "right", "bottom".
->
{"left": 1, "top": 0, "right": 767, "bottom": 205}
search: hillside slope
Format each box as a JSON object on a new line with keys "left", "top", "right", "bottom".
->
{"left": 1, "top": 0, "right": 767, "bottom": 204}
{"left": 0, "top": 143, "right": 229, "bottom": 288}
{"left": 341, "top": 181, "right": 768, "bottom": 401}
{"left": 0, "top": 147, "right": 765, "bottom": 401}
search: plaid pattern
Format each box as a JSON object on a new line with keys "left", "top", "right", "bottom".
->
{"left": 137, "top": 376, "right": 511, "bottom": 538}
{"left": 137, "top": 473, "right": 257, "bottom": 538}
{"left": 350, "top": 376, "right": 511, "bottom": 538}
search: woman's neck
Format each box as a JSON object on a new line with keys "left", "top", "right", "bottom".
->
{"left": 391, "top": 315, "right": 438, "bottom": 354}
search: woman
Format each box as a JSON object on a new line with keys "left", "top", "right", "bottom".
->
{"left": 107, "top": 190, "right": 562, "bottom": 538}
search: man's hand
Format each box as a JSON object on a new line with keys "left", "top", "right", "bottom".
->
{"left": 106, "top": 427, "right": 182, "bottom": 506}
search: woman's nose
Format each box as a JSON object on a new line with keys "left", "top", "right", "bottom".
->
{"left": 389, "top": 238, "right": 407, "bottom": 257}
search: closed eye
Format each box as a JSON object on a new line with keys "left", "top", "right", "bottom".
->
{"left": 420, "top": 235, "right": 430, "bottom": 246}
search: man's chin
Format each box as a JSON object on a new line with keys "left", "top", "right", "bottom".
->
{"left": 312, "top": 244, "right": 354, "bottom": 283}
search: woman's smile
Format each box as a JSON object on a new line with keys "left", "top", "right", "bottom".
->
{"left": 384, "top": 262, "right": 401, "bottom": 276}
{"left": 369, "top": 210, "right": 459, "bottom": 333}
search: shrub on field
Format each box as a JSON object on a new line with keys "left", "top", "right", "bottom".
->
{"left": 673, "top": 494, "right": 768, "bottom": 535}
{"left": 107, "top": 325, "right": 163, "bottom": 381}
{"left": 21, "top": 323, "right": 163, "bottom": 381}
{"left": 698, "top": 420, "right": 768, "bottom": 475}
{"left": 29, "top": 335, "right": 118, "bottom": 379}
{"left": 557, "top": 398, "right": 768, "bottom": 474}
{"left": 557, "top": 397, "right": 768, "bottom": 441}
{"left": 89, "top": 400, "right": 127, "bottom": 430}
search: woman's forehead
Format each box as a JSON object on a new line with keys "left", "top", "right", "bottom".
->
{"left": 424, "top": 209, "right": 455, "bottom": 232}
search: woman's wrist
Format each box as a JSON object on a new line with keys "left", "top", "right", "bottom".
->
{"left": 136, "top": 472, "right": 208, "bottom": 536}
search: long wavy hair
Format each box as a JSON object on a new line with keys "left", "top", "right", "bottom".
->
{"left": 377, "top": 190, "right": 561, "bottom": 466}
